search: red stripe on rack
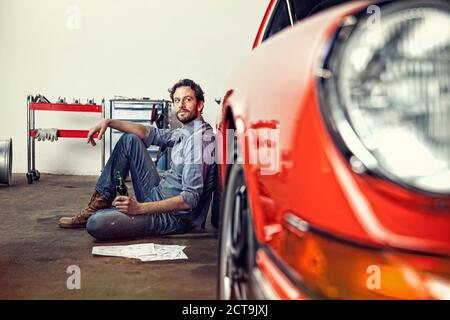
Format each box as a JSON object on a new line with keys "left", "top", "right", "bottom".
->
{"left": 29, "top": 129, "right": 99, "bottom": 139}
{"left": 30, "top": 103, "right": 102, "bottom": 113}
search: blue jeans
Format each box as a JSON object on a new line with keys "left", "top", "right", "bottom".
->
{"left": 86, "top": 133, "right": 190, "bottom": 240}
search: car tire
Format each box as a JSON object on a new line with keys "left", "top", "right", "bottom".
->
{"left": 217, "top": 163, "right": 256, "bottom": 300}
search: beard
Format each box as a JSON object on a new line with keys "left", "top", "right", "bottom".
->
{"left": 176, "top": 109, "right": 198, "bottom": 124}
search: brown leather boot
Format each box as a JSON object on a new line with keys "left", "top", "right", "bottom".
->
{"left": 59, "top": 191, "right": 112, "bottom": 228}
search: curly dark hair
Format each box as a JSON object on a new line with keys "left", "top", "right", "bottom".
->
{"left": 168, "top": 79, "right": 205, "bottom": 103}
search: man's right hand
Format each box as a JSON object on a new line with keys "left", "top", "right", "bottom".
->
{"left": 87, "top": 119, "right": 110, "bottom": 146}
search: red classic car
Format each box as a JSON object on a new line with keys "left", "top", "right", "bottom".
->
{"left": 215, "top": 0, "right": 450, "bottom": 299}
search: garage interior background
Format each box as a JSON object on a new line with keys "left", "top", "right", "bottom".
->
{"left": 0, "top": 0, "right": 269, "bottom": 176}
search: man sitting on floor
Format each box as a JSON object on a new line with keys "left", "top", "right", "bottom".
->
{"left": 58, "top": 79, "right": 215, "bottom": 240}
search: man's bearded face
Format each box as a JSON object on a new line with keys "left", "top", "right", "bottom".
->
{"left": 173, "top": 86, "right": 203, "bottom": 124}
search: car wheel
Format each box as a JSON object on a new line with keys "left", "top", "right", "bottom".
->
{"left": 217, "top": 163, "right": 256, "bottom": 300}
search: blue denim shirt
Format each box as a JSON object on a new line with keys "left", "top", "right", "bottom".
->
{"left": 144, "top": 116, "right": 216, "bottom": 229}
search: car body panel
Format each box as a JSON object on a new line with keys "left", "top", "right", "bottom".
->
{"left": 218, "top": 0, "right": 450, "bottom": 299}
{"left": 222, "top": 1, "right": 376, "bottom": 245}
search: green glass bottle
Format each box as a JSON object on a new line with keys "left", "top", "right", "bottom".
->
{"left": 115, "top": 171, "right": 128, "bottom": 197}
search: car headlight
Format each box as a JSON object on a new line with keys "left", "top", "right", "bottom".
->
{"left": 319, "top": 1, "right": 450, "bottom": 195}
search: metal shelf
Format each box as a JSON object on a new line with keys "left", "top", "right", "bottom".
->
{"left": 109, "top": 99, "right": 172, "bottom": 172}
{"left": 26, "top": 95, "right": 105, "bottom": 184}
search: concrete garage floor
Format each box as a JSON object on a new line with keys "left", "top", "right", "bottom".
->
{"left": 0, "top": 173, "right": 218, "bottom": 299}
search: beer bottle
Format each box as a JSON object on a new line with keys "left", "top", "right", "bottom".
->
{"left": 115, "top": 171, "right": 128, "bottom": 196}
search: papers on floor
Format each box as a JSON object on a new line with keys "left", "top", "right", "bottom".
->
{"left": 92, "top": 243, "right": 155, "bottom": 257}
{"left": 92, "top": 243, "right": 188, "bottom": 261}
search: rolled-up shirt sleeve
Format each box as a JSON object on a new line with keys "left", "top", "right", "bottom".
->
{"left": 180, "top": 166, "right": 204, "bottom": 209}
{"left": 179, "top": 134, "right": 209, "bottom": 209}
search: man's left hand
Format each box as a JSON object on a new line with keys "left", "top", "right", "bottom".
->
{"left": 113, "top": 196, "right": 142, "bottom": 215}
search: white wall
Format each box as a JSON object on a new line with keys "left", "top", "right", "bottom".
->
{"left": 0, "top": 0, "right": 269, "bottom": 175}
